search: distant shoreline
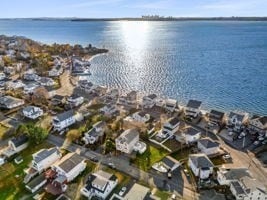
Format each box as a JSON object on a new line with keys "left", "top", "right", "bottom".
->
{"left": 1, "top": 17, "right": 267, "bottom": 21}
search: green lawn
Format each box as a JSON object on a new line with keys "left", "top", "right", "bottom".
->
{"left": 132, "top": 144, "right": 168, "bottom": 171}
{"left": 154, "top": 190, "right": 171, "bottom": 199}
{"left": 0, "top": 142, "right": 53, "bottom": 200}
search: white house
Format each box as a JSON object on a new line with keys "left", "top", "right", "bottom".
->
{"left": 142, "top": 94, "right": 157, "bottom": 108}
{"left": 81, "top": 170, "right": 118, "bottom": 200}
{"left": 38, "top": 77, "right": 55, "bottom": 86}
{"left": 188, "top": 154, "right": 214, "bottom": 179}
{"left": 82, "top": 121, "right": 106, "bottom": 145}
{"left": 100, "top": 104, "right": 119, "bottom": 117}
{"left": 158, "top": 117, "right": 180, "bottom": 139}
{"left": 217, "top": 168, "right": 251, "bottom": 186}
{"left": 197, "top": 138, "right": 220, "bottom": 156}
{"left": 25, "top": 173, "right": 47, "bottom": 193}
{"left": 115, "top": 129, "right": 139, "bottom": 154}
{"left": 123, "top": 183, "right": 150, "bottom": 200}
{"left": 6, "top": 80, "right": 25, "bottom": 89}
{"left": 0, "top": 95, "right": 24, "bottom": 109}
{"left": 249, "top": 115, "right": 267, "bottom": 135}
{"left": 165, "top": 98, "right": 177, "bottom": 112}
{"left": 227, "top": 112, "right": 249, "bottom": 131}
{"left": 23, "top": 70, "right": 40, "bottom": 81}
{"left": 22, "top": 106, "right": 44, "bottom": 119}
{"left": 52, "top": 110, "right": 76, "bottom": 131}
{"left": 130, "top": 111, "right": 150, "bottom": 123}
{"left": 175, "top": 126, "right": 201, "bottom": 144}
{"left": 23, "top": 83, "right": 40, "bottom": 94}
{"left": 2, "top": 135, "right": 29, "bottom": 157}
{"left": 185, "top": 100, "right": 202, "bottom": 118}
{"left": 52, "top": 153, "right": 86, "bottom": 182}
{"left": 67, "top": 94, "right": 84, "bottom": 107}
{"left": 32, "top": 147, "right": 62, "bottom": 172}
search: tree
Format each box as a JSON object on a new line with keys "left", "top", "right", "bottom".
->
{"left": 66, "top": 129, "right": 81, "bottom": 142}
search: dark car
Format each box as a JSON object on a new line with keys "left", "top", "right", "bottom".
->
{"left": 90, "top": 156, "right": 99, "bottom": 162}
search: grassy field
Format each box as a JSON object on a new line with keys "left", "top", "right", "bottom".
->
{"left": 133, "top": 144, "right": 168, "bottom": 171}
{"left": 0, "top": 142, "right": 53, "bottom": 200}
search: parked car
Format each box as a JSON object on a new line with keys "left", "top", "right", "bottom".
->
{"left": 222, "top": 154, "right": 231, "bottom": 160}
{"left": 183, "top": 168, "right": 190, "bottom": 177}
{"left": 119, "top": 187, "right": 126, "bottom": 196}
{"left": 253, "top": 140, "right": 260, "bottom": 145}
{"left": 108, "top": 162, "right": 116, "bottom": 169}
{"left": 90, "top": 156, "right": 99, "bottom": 163}
{"left": 228, "top": 131, "right": 234, "bottom": 136}
{"left": 258, "top": 137, "right": 265, "bottom": 141}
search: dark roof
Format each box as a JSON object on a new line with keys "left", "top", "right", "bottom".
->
{"left": 229, "top": 112, "right": 245, "bottom": 121}
{"left": 53, "top": 95, "right": 65, "bottom": 101}
{"left": 118, "top": 129, "right": 139, "bottom": 144}
{"left": 258, "top": 116, "right": 267, "bottom": 125}
{"left": 147, "top": 94, "right": 157, "bottom": 99}
{"left": 162, "top": 156, "right": 179, "bottom": 168}
{"left": 26, "top": 173, "right": 46, "bottom": 190}
{"left": 198, "top": 138, "right": 219, "bottom": 149}
{"left": 189, "top": 154, "right": 214, "bottom": 168}
{"left": 11, "top": 135, "right": 28, "bottom": 148}
{"left": 58, "top": 153, "right": 84, "bottom": 173}
{"left": 168, "top": 117, "right": 180, "bottom": 126}
{"left": 138, "top": 111, "right": 147, "bottom": 117}
{"left": 34, "top": 147, "right": 60, "bottom": 163}
{"left": 187, "top": 100, "right": 202, "bottom": 109}
{"left": 209, "top": 110, "right": 225, "bottom": 120}
{"left": 55, "top": 110, "right": 75, "bottom": 122}
{"left": 231, "top": 181, "right": 246, "bottom": 195}
{"left": 185, "top": 127, "right": 200, "bottom": 136}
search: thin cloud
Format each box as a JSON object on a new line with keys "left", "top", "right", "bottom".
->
{"left": 68, "top": 0, "right": 124, "bottom": 8}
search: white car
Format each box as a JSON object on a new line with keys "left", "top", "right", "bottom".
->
{"left": 119, "top": 187, "right": 126, "bottom": 196}
{"left": 228, "top": 131, "right": 234, "bottom": 136}
{"left": 253, "top": 140, "right": 260, "bottom": 145}
{"left": 222, "top": 154, "right": 231, "bottom": 160}
{"left": 258, "top": 137, "right": 265, "bottom": 141}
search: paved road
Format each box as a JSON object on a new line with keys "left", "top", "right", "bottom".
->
{"left": 47, "top": 134, "right": 198, "bottom": 200}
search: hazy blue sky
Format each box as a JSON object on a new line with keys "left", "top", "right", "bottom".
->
{"left": 1, "top": 0, "right": 267, "bottom": 18}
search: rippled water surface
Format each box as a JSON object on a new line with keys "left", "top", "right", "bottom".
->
{"left": 0, "top": 20, "right": 266, "bottom": 114}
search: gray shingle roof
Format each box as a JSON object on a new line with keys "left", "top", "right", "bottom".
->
{"left": 33, "top": 147, "right": 60, "bottom": 163}
{"left": 58, "top": 153, "right": 84, "bottom": 173}
{"left": 187, "top": 100, "right": 202, "bottom": 109}
{"left": 55, "top": 110, "right": 75, "bottom": 122}
{"left": 209, "top": 110, "right": 225, "bottom": 120}
{"left": 119, "top": 129, "right": 139, "bottom": 144}
{"left": 198, "top": 138, "right": 219, "bottom": 149}
{"left": 231, "top": 181, "right": 246, "bottom": 195}
{"left": 229, "top": 112, "right": 245, "bottom": 122}
{"left": 168, "top": 117, "right": 180, "bottom": 126}
{"left": 11, "top": 135, "right": 28, "bottom": 148}
{"left": 185, "top": 127, "right": 200, "bottom": 136}
{"left": 189, "top": 154, "right": 214, "bottom": 168}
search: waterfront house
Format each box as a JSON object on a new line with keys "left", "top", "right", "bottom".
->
{"left": 208, "top": 109, "right": 225, "bottom": 126}
{"left": 99, "top": 104, "right": 119, "bottom": 117}
{"left": 175, "top": 126, "right": 201, "bottom": 144}
{"left": 115, "top": 129, "right": 139, "bottom": 154}
{"left": 82, "top": 121, "right": 106, "bottom": 145}
{"left": 197, "top": 138, "right": 220, "bottom": 156}
{"left": 165, "top": 98, "right": 177, "bottom": 112}
{"left": 67, "top": 94, "right": 84, "bottom": 107}
{"left": 158, "top": 117, "right": 180, "bottom": 139}
{"left": 227, "top": 112, "right": 249, "bottom": 131}
{"left": 185, "top": 100, "right": 202, "bottom": 118}
{"left": 52, "top": 110, "right": 76, "bottom": 131}
{"left": 22, "top": 106, "right": 44, "bottom": 119}
{"left": 31, "top": 147, "right": 62, "bottom": 173}
{"left": 47, "top": 153, "right": 86, "bottom": 195}
{"left": 248, "top": 115, "right": 267, "bottom": 135}
{"left": 25, "top": 173, "right": 47, "bottom": 193}
{"left": 142, "top": 94, "right": 157, "bottom": 108}
{"left": 188, "top": 153, "right": 214, "bottom": 179}
{"left": 81, "top": 170, "right": 118, "bottom": 200}
{"left": 0, "top": 95, "right": 24, "bottom": 109}
{"left": 78, "top": 80, "right": 95, "bottom": 92}
{"left": 106, "top": 88, "right": 119, "bottom": 100}
{"left": 2, "top": 135, "right": 29, "bottom": 158}
{"left": 130, "top": 111, "right": 150, "bottom": 123}
{"left": 117, "top": 91, "right": 137, "bottom": 107}
{"left": 38, "top": 77, "right": 55, "bottom": 87}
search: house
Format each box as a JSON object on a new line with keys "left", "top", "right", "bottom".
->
{"left": 197, "top": 138, "right": 220, "bottom": 156}
{"left": 208, "top": 109, "right": 225, "bottom": 126}
{"left": 78, "top": 80, "right": 95, "bottom": 92}
{"left": 117, "top": 91, "right": 137, "bottom": 107}
{"left": 23, "top": 83, "right": 40, "bottom": 94}
{"left": 47, "top": 153, "right": 86, "bottom": 195}
{"left": 188, "top": 154, "right": 214, "bottom": 179}
{"left": 185, "top": 100, "right": 202, "bottom": 118}
{"left": 38, "top": 77, "right": 55, "bottom": 86}
{"left": 4, "top": 66, "right": 15, "bottom": 75}
{"left": 248, "top": 115, "right": 267, "bottom": 135}
{"left": 133, "top": 141, "right": 147, "bottom": 154}
{"left": 130, "top": 111, "right": 150, "bottom": 123}
{"left": 52, "top": 110, "right": 76, "bottom": 131}
{"left": 106, "top": 88, "right": 119, "bottom": 100}
{"left": 51, "top": 95, "right": 65, "bottom": 105}
{"left": 67, "top": 94, "right": 84, "bottom": 107}
{"left": 165, "top": 98, "right": 177, "bottom": 112}
{"left": 161, "top": 156, "right": 181, "bottom": 172}
{"left": 6, "top": 80, "right": 25, "bottom": 89}
{"left": 22, "top": 106, "right": 44, "bottom": 119}
{"left": 81, "top": 170, "right": 118, "bottom": 199}
{"left": 25, "top": 173, "right": 47, "bottom": 193}
{"left": 175, "top": 126, "right": 201, "bottom": 144}
{"left": 115, "top": 129, "right": 139, "bottom": 154}
{"left": 158, "top": 117, "right": 180, "bottom": 139}
{"left": 0, "top": 95, "right": 24, "bottom": 109}
{"left": 31, "top": 147, "right": 62, "bottom": 172}
{"left": 217, "top": 168, "right": 251, "bottom": 186}
{"left": 230, "top": 181, "right": 247, "bottom": 200}
{"left": 123, "top": 183, "right": 150, "bottom": 200}
{"left": 0, "top": 72, "right": 6, "bottom": 80}
{"left": 82, "top": 121, "right": 106, "bottom": 145}
{"left": 227, "top": 112, "right": 249, "bottom": 131}
{"left": 142, "top": 94, "right": 157, "bottom": 108}
{"left": 23, "top": 70, "right": 40, "bottom": 81}
{"left": 2, "top": 135, "right": 29, "bottom": 157}
{"left": 48, "top": 66, "right": 63, "bottom": 77}
{"left": 100, "top": 104, "right": 119, "bottom": 117}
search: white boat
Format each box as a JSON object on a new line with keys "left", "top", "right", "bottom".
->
{"left": 152, "top": 162, "right": 168, "bottom": 173}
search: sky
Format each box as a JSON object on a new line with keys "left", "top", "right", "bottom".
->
{"left": 1, "top": 0, "right": 267, "bottom": 18}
